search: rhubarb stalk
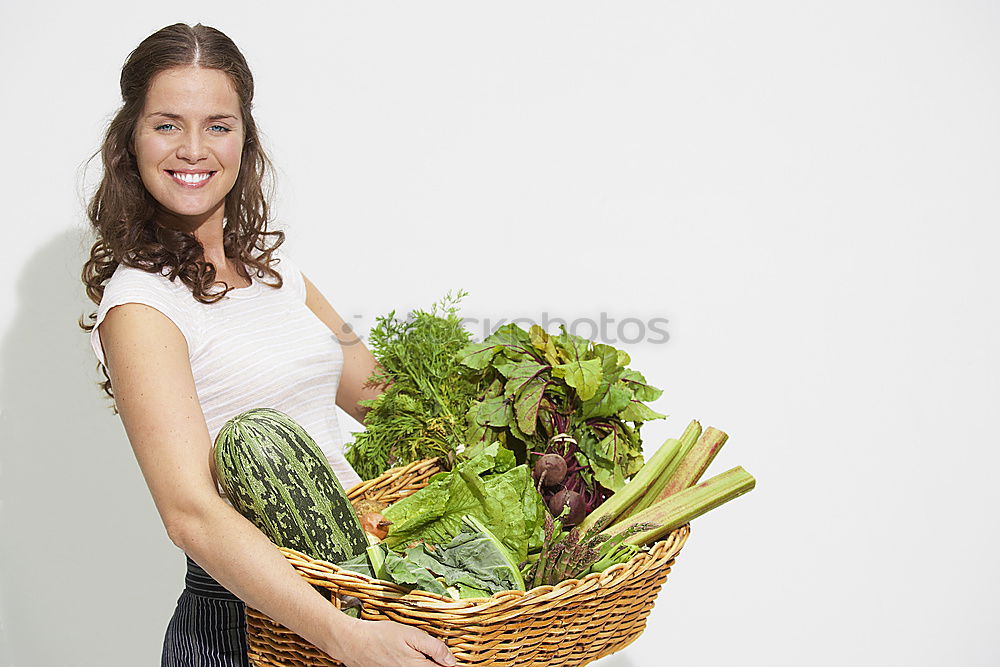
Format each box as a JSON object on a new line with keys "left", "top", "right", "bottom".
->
{"left": 599, "top": 466, "right": 756, "bottom": 547}
{"left": 576, "top": 432, "right": 685, "bottom": 536}
{"left": 622, "top": 419, "right": 702, "bottom": 517}
{"left": 656, "top": 426, "right": 728, "bottom": 500}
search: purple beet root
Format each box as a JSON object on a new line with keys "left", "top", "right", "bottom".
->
{"left": 533, "top": 453, "right": 568, "bottom": 488}
{"left": 548, "top": 488, "right": 585, "bottom": 526}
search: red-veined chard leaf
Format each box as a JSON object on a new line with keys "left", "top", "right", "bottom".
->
{"left": 475, "top": 395, "right": 512, "bottom": 428}
{"left": 502, "top": 359, "right": 550, "bottom": 397}
{"left": 548, "top": 326, "right": 603, "bottom": 400}
{"left": 513, "top": 376, "right": 548, "bottom": 435}
{"left": 593, "top": 429, "right": 630, "bottom": 492}
{"left": 552, "top": 357, "right": 602, "bottom": 401}
{"left": 580, "top": 344, "right": 632, "bottom": 419}
{"left": 619, "top": 368, "right": 663, "bottom": 402}
{"left": 483, "top": 323, "right": 535, "bottom": 355}
{"left": 458, "top": 341, "right": 503, "bottom": 370}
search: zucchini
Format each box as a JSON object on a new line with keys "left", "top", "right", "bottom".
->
{"left": 213, "top": 407, "right": 368, "bottom": 563}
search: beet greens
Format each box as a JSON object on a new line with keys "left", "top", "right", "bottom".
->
{"left": 459, "top": 323, "right": 666, "bottom": 516}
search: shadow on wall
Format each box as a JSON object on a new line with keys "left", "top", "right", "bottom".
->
{"left": 0, "top": 228, "right": 183, "bottom": 667}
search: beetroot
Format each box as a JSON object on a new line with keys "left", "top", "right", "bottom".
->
{"left": 533, "top": 453, "right": 568, "bottom": 488}
{"left": 548, "top": 488, "right": 585, "bottom": 526}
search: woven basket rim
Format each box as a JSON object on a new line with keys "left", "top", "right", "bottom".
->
{"left": 277, "top": 523, "right": 690, "bottom": 610}
{"left": 247, "top": 457, "right": 691, "bottom": 666}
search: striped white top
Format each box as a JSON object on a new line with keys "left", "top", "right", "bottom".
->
{"left": 89, "top": 247, "right": 363, "bottom": 499}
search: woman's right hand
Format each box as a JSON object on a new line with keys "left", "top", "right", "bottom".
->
{"left": 333, "top": 617, "right": 457, "bottom": 667}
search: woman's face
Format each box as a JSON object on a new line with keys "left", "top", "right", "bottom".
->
{"left": 132, "top": 66, "right": 244, "bottom": 230}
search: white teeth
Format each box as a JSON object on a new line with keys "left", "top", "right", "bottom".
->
{"left": 172, "top": 171, "right": 212, "bottom": 183}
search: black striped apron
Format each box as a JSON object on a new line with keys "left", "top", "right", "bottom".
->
{"left": 160, "top": 555, "right": 250, "bottom": 666}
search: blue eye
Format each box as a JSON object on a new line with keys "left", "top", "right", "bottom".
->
{"left": 153, "top": 123, "right": 231, "bottom": 133}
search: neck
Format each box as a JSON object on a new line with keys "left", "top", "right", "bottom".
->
{"left": 154, "top": 204, "right": 234, "bottom": 271}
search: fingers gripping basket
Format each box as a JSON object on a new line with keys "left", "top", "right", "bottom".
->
{"left": 245, "top": 458, "right": 690, "bottom": 667}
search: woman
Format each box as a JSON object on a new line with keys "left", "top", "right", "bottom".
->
{"left": 79, "top": 22, "right": 456, "bottom": 667}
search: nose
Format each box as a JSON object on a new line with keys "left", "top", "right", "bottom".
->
{"left": 175, "top": 128, "right": 208, "bottom": 163}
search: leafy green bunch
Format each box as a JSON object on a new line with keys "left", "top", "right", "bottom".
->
{"left": 344, "top": 291, "right": 481, "bottom": 480}
{"left": 458, "top": 323, "right": 666, "bottom": 512}
{"left": 339, "top": 516, "right": 527, "bottom": 600}
{"left": 382, "top": 442, "right": 545, "bottom": 562}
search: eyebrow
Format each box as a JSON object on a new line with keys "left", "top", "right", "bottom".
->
{"left": 146, "top": 112, "right": 240, "bottom": 122}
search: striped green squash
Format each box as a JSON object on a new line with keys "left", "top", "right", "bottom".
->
{"left": 213, "top": 407, "right": 368, "bottom": 564}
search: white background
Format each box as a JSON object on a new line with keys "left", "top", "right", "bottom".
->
{"left": 1, "top": 2, "right": 997, "bottom": 666}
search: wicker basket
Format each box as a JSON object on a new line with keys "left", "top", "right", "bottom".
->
{"left": 245, "top": 458, "right": 690, "bottom": 667}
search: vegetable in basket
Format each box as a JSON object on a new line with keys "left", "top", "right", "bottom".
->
{"left": 212, "top": 407, "right": 369, "bottom": 564}
{"left": 344, "top": 293, "right": 669, "bottom": 527}
{"left": 528, "top": 421, "right": 757, "bottom": 585}
{"left": 459, "top": 323, "right": 667, "bottom": 523}
{"left": 380, "top": 442, "right": 547, "bottom": 562}
{"left": 338, "top": 515, "right": 525, "bottom": 599}
{"left": 345, "top": 291, "right": 481, "bottom": 480}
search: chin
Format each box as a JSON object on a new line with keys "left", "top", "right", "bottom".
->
{"left": 159, "top": 201, "right": 227, "bottom": 221}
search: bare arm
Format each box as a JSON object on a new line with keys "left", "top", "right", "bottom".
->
{"left": 97, "top": 303, "right": 453, "bottom": 667}
{"left": 303, "top": 273, "right": 384, "bottom": 423}
{"left": 99, "top": 303, "right": 354, "bottom": 657}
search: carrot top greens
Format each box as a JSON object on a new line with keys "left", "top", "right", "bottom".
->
{"left": 345, "top": 291, "right": 479, "bottom": 479}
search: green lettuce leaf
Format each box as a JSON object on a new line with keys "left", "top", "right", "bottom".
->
{"left": 381, "top": 548, "right": 448, "bottom": 596}
{"left": 405, "top": 523, "right": 523, "bottom": 595}
{"left": 382, "top": 443, "right": 545, "bottom": 561}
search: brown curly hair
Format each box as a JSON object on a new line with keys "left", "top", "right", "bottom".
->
{"left": 79, "top": 22, "right": 286, "bottom": 406}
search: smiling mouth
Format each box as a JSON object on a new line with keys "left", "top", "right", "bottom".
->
{"left": 166, "top": 170, "right": 217, "bottom": 187}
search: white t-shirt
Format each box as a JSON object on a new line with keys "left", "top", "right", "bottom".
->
{"left": 89, "top": 247, "right": 363, "bottom": 496}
